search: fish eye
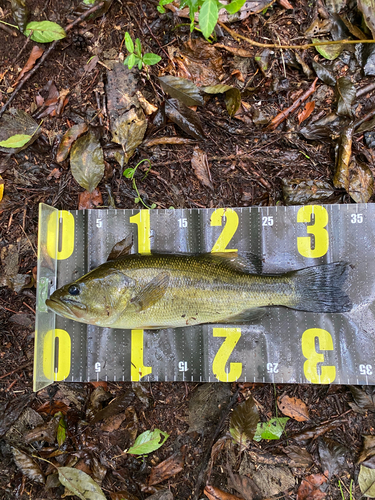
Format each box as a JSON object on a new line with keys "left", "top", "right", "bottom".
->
{"left": 68, "top": 284, "right": 80, "bottom": 296}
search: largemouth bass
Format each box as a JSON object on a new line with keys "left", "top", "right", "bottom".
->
{"left": 46, "top": 252, "right": 351, "bottom": 330}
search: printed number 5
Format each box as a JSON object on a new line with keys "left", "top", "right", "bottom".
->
{"left": 301, "top": 328, "right": 336, "bottom": 384}
{"left": 297, "top": 206, "right": 329, "bottom": 258}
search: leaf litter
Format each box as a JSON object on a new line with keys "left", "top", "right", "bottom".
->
{"left": 2, "top": 0, "right": 375, "bottom": 498}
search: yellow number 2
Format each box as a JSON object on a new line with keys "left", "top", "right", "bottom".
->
{"left": 211, "top": 208, "right": 239, "bottom": 253}
{"left": 297, "top": 205, "right": 329, "bottom": 258}
{"left": 301, "top": 328, "right": 336, "bottom": 384}
{"left": 212, "top": 328, "right": 242, "bottom": 381}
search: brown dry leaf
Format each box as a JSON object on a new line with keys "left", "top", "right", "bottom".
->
{"left": 110, "top": 491, "right": 139, "bottom": 500}
{"left": 277, "top": 394, "right": 309, "bottom": 422}
{"left": 15, "top": 45, "right": 44, "bottom": 85}
{"left": 214, "top": 43, "right": 254, "bottom": 58}
{"left": 37, "top": 401, "right": 69, "bottom": 415}
{"left": 349, "top": 159, "right": 374, "bottom": 203}
{"left": 191, "top": 146, "right": 213, "bottom": 190}
{"left": 78, "top": 188, "right": 103, "bottom": 209}
{"left": 173, "top": 38, "right": 223, "bottom": 87}
{"left": 101, "top": 413, "right": 126, "bottom": 432}
{"left": 333, "top": 123, "right": 354, "bottom": 191}
{"left": 47, "top": 167, "right": 62, "bottom": 180}
{"left": 358, "top": 435, "right": 375, "bottom": 464}
{"left": 228, "top": 471, "right": 262, "bottom": 500}
{"left": 297, "top": 473, "right": 328, "bottom": 500}
{"left": 148, "top": 451, "right": 184, "bottom": 486}
{"left": 204, "top": 485, "right": 243, "bottom": 500}
{"left": 298, "top": 101, "right": 315, "bottom": 124}
{"left": 56, "top": 123, "right": 89, "bottom": 163}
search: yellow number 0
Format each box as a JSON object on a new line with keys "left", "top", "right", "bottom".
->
{"left": 130, "top": 211, "right": 151, "bottom": 254}
{"left": 211, "top": 208, "right": 239, "bottom": 252}
{"left": 297, "top": 205, "right": 329, "bottom": 258}
{"left": 46, "top": 210, "right": 75, "bottom": 260}
{"left": 301, "top": 328, "right": 336, "bottom": 384}
{"left": 212, "top": 328, "right": 242, "bottom": 381}
{"left": 43, "top": 329, "right": 71, "bottom": 381}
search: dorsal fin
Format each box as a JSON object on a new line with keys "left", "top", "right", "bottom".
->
{"left": 202, "top": 252, "right": 263, "bottom": 275}
{"left": 107, "top": 234, "right": 133, "bottom": 261}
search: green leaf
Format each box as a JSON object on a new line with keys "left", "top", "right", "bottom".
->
{"left": 138, "top": 59, "right": 143, "bottom": 70}
{"left": 199, "top": 0, "right": 218, "bottom": 39}
{"left": 24, "top": 21, "right": 66, "bottom": 43}
{"left": 127, "top": 429, "right": 169, "bottom": 455}
{"left": 124, "top": 168, "right": 134, "bottom": 179}
{"left": 223, "top": 0, "right": 247, "bottom": 14}
{"left": 253, "top": 417, "right": 289, "bottom": 441}
{"left": 127, "top": 53, "right": 136, "bottom": 69}
{"left": 0, "top": 133, "right": 32, "bottom": 148}
{"left": 230, "top": 396, "right": 259, "bottom": 446}
{"left": 56, "top": 413, "right": 67, "bottom": 447}
{"left": 201, "top": 84, "right": 234, "bottom": 94}
{"left": 135, "top": 38, "right": 142, "bottom": 58}
{"left": 58, "top": 467, "right": 106, "bottom": 500}
{"left": 359, "top": 465, "right": 375, "bottom": 497}
{"left": 312, "top": 38, "right": 343, "bottom": 60}
{"left": 142, "top": 53, "right": 162, "bottom": 66}
{"left": 83, "top": 0, "right": 96, "bottom": 4}
{"left": 124, "top": 32, "right": 134, "bottom": 53}
{"left": 157, "top": 0, "right": 172, "bottom": 13}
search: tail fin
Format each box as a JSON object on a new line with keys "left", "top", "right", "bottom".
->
{"left": 292, "top": 262, "right": 351, "bottom": 313}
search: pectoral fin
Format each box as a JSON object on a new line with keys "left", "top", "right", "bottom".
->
{"left": 129, "top": 271, "right": 170, "bottom": 311}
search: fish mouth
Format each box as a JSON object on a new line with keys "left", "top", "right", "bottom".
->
{"left": 46, "top": 297, "right": 87, "bottom": 319}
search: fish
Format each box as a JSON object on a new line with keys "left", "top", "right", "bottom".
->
{"left": 45, "top": 249, "right": 352, "bottom": 330}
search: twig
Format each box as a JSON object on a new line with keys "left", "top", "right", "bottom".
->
{"left": 192, "top": 387, "right": 241, "bottom": 500}
{"left": 357, "top": 82, "right": 375, "bottom": 98}
{"left": 354, "top": 108, "right": 375, "bottom": 131}
{"left": 217, "top": 20, "right": 375, "bottom": 50}
{"left": 0, "top": 361, "right": 33, "bottom": 380}
{"left": 266, "top": 77, "right": 318, "bottom": 130}
{"left": 0, "top": 23, "right": 18, "bottom": 37}
{"left": 0, "top": 2, "right": 105, "bottom": 118}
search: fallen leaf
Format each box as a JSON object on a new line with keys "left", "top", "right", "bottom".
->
{"left": 127, "top": 429, "right": 169, "bottom": 455}
{"left": 110, "top": 491, "right": 140, "bottom": 500}
{"left": 349, "top": 386, "right": 375, "bottom": 413}
{"left": 70, "top": 131, "right": 104, "bottom": 192}
{"left": 191, "top": 146, "right": 213, "bottom": 190}
{"left": 312, "top": 60, "right": 336, "bottom": 86}
{"left": 111, "top": 107, "right": 147, "bottom": 163}
{"left": 230, "top": 395, "right": 259, "bottom": 447}
{"left": 148, "top": 451, "right": 184, "bottom": 485}
{"left": 297, "top": 473, "right": 328, "bottom": 500}
{"left": 313, "top": 38, "right": 343, "bottom": 60}
{"left": 298, "top": 101, "right": 315, "bottom": 125}
{"left": 159, "top": 75, "right": 204, "bottom": 107}
{"left": 228, "top": 471, "right": 262, "bottom": 500}
{"left": 336, "top": 77, "right": 356, "bottom": 117}
{"left": 10, "top": 0, "right": 30, "bottom": 32}
{"left": 253, "top": 417, "right": 289, "bottom": 441}
{"left": 78, "top": 188, "right": 103, "bottom": 209}
{"left": 282, "top": 178, "right": 336, "bottom": 205}
{"left": 204, "top": 485, "right": 243, "bottom": 500}
{"left": 318, "top": 438, "right": 349, "bottom": 478}
{"left": 58, "top": 467, "right": 106, "bottom": 500}
{"left": 277, "top": 394, "right": 309, "bottom": 421}
{"left": 0, "top": 108, "right": 41, "bottom": 153}
{"left": 56, "top": 123, "right": 88, "bottom": 162}
{"left": 277, "top": 0, "right": 294, "bottom": 8}
{"left": 349, "top": 159, "right": 374, "bottom": 203}
{"left": 24, "top": 20, "right": 66, "bottom": 43}
{"left": 333, "top": 123, "right": 354, "bottom": 191}
{"left": 165, "top": 98, "right": 205, "bottom": 140}
{"left": 358, "top": 0, "right": 375, "bottom": 38}
{"left": 36, "top": 401, "right": 69, "bottom": 415}
{"left": 143, "top": 137, "right": 197, "bottom": 147}
{"left": 252, "top": 465, "right": 295, "bottom": 497}
{"left": 12, "top": 447, "right": 45, "bottom": 484}
{"left": 359, "top": 465, "right": 375, "bottom": 497}
{"left": 359, "top": 436, "right": 375, "bottom": 464}
{"left": 284, "top": 445, "right": 313, "bottom": 467}
{"left": 24, "top": 415, "right": 59, "bottom": 443}
{"left": 15, "top": 45, "right": 44, "bottom": 84}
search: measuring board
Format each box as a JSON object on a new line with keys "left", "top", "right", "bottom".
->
{"left": 34, "top": 203, "right": 375, "bottom": 391}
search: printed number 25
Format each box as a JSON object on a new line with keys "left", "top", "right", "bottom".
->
{"left": 297, "top": 206, "right": 329, "bottom": 258}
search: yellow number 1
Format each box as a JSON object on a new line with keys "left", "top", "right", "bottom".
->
{"left": 297, "top": 205, "right": 329, "bottom": 258}
{"left": 130, "top": 211, "right": 151, "bottom": 254}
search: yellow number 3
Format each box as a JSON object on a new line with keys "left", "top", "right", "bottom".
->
{"left": 301, "top": 328, "right": 336, "bottom": 384}
{"left": 297, "top": 205, "right": 329, "bottom": 258}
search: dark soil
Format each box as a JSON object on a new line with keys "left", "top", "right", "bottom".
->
{"left": 1, "top": 0, "right": 375, "bottom": 499}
